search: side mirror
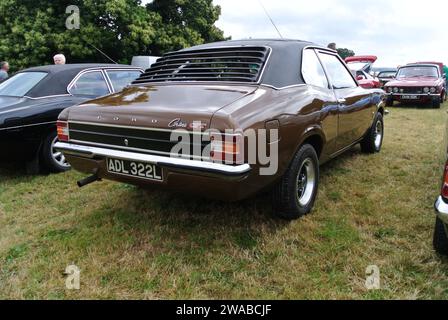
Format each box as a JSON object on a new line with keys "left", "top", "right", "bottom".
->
{"left": 356, "top": 75, "right": 364, "bottom": 81}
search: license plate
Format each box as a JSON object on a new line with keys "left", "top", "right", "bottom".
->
{"left": 401, "top": 95, "right": 419, "bottom": 100}
{"left": 106, "top": 158, "right": 163, "bottom": 182}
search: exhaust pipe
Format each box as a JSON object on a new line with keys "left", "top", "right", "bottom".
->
{"left": 77, "top": 170, "right": 101, "bottom": 188}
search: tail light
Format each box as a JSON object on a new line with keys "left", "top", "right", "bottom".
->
{"left": 442, "top": 162, "right": 448, "bottom": 199}
{"left": 210, "top": 134, "right": 243, "bottom": 164}
{"left": 57, "top": 121, "right": 69, "bottom": 142}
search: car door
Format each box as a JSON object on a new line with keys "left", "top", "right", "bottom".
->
{"left": 317, "top": 51, "right": 374, "bottom": 152}
{"left": 301, "top": 48, "right": 339, "bottom": 156}
{"left": 104, "top": 69, "right": 143, "bottom": 93}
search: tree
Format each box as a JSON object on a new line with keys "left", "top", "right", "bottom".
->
{"left": 147, "top": 0, "right": 227, "bottom": 55}
{"left": 0, "top": 0, "right": 225, "bottom": 71}
{"left": 337, "top": 48, "right": 355, "bottom": 60}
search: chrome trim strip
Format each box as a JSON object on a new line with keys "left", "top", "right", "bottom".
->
{"left": 69, "top": 139, "right": 210, "bottom": 161}
{"left": 67, "top": 67, "right": 143, "bottom": 95}
{"left": 101, "top": 69, "right": 113, "bottom": 93}
{"left": 23, "top": 94, "right": 72, "bottom": 100}
{"left": 435, "top": 196, "right": 448, "bottom": 225}
{"left": 69, "top": 120, "right": 205, "bottom": 135}
{"left": 0, "top": 121, "right": 56, "bottom": 131}
{"left": 67, "top": 69, "right": 113, "bottom": 95}
{"left": 0, "top": 106, "right": 32, "bottom": 115}
{"left": 260, "top": 84, "right": 307, "bottom": 91}
{"left": 388, "top": 93, "right": 440, "bottom": 97}
{"left": 55, "top": 142, "right": 251, "bottom": 176}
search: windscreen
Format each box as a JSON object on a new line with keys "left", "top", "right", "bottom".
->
{"left": 0, "top": 72, "right": 48, "bottom": 97}
{"left": 397, "top": 66, "right": 438, "bottom": 78}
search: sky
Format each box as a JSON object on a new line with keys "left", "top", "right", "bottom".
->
{"left": 141, "top": 0, "right": 447, "bottom": 67}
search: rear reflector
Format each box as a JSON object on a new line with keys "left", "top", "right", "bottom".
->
{"left": 57, "top": 121, "right": 69, "bottom": 142}
{"left": 442, "top": 162, "right": 448, "bottom": 199}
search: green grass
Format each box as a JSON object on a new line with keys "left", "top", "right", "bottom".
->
{"left": 1, "top": 102, "right": 448, "bottom": 299}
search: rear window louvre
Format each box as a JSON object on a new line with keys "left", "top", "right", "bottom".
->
{"left": 133, "top": 46, "right": 270, "bottom": 84}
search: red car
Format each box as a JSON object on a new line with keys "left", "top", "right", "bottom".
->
{"left": 345, "top": 56, "right": 381, "bottom": 89}
{"left": 384, "top": 63, "right": 446, "bottom": 108}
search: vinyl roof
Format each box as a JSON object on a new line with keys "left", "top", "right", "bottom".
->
{"left": 134, "top": 39, "right": 333, "bottom": 88}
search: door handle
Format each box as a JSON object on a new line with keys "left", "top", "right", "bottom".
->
{"left": 338, "top": 98, "right": 346, "bottom": 104}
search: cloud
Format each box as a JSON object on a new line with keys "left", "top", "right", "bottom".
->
{"left": 213, "top": 0, "right": 447, "bottom": 67}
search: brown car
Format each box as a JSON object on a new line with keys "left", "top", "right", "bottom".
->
{"left": 55, "top": 39, "right": 386, "bottom": 220}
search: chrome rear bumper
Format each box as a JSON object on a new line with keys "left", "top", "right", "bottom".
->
{"left": 387, "top": 93, "right": 440, "bottom": 97}
{"left": 435, "top": 196, "right": 448, "bottom": 224}
{"left": 55, "top": 142, "right": 251, "bottom": 178}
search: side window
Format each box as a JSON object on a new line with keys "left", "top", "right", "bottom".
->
{"left": 106, "top": 70, "right": 142, "bottom": 92}
{"left": 318, "top": 53, "right": 358, "bottom": 89}
{"left": 302, "top": 49, "right": 329, "bottom": 88}
{"left": 70, "top": 71, "right": 110, "bottom": 96}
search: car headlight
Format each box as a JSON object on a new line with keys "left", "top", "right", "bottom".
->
{"left": 424, "top": 87, "right": 430, "bottom": 93}
{"left": 430, "top": 87, "right": 437, "bottom": 93}
{"left": 386, "top": 87, "right": 392, "bottom": 93}
{"left": 393, "top": 87, "right": 399, "bottom": 93}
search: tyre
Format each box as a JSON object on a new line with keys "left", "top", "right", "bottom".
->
{"left": 433, "top": 97, "right": 441, "bottom": 109}
{"left": 361, "top": 113, "right": 384, "bottom": 154}
{"left": 40, "top": 130, "right": 71, "bottom": 173}
{"left": 385, "top": 97, "right": 394, "bottom": 107}
{"left": 273, "top": 144, "right": 319, "bottom": 220}
{"left": 433, "top": 217, "right": 448, "bottom": 256}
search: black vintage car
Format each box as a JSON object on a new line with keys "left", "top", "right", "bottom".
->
{"left": 434, "top": 117, "right": 448, "bottom": 255}
{"left": 0, "top": 64, "right": 142, "bottom": 173}
{"left": 377, "top": 69, "right": 397, "bottom": 88}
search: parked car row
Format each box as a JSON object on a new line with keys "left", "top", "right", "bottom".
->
{"left": 345, "top": 56, "right": 382, "bottom": 89}
{"left": 0, "top": 39, "right": 446, "bottom": 256}
{"left": 377, "top": 69, "right": 398, "bottom": 87}
{"left": 0, "top": 64, "right": 143, "bottom": 172}
{"left": 52, "top": 39, "right": 386, "bottom": 220}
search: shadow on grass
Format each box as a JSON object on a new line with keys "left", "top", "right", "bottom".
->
{"left": 0, "top": 159, "right": 28, "bottom": 182}
{"left": 67, "top": 145, "right": 366, "bottom": 253}
{"left": 390, "top": 101, "right": 440, "bottom": 109}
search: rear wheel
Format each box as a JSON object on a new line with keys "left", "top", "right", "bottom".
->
{"left": 273, "top": 144, "right": 319, "bottom": 220}
{"left": 40, "top": 130, "right": 71, "bottom": 173}
{"left": 434, "top": 217, "right": 448, "bottom": 256}
{"left": 361, "top": 113, "right": 384, "bottom": 154}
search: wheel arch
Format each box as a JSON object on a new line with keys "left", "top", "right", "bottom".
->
{"left": 297, "top": 126, "right": 326, "bottom": 159}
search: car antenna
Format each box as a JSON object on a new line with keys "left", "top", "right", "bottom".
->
{"left": 86, "top": 42, "right": 118, "bottom": 64}
{"left": 257, "top": 0, "right": 283, "bottom": 39}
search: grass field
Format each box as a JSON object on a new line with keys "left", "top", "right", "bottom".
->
{"left": 0, "top": 102, "right": 447, "bottom": 300}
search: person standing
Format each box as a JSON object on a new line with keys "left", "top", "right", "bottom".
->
{"left": 0, "top": 61, "right": 10, "bottom": 81}
{"left": 53, "top": 54, "right": 66, "bottom": 65}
